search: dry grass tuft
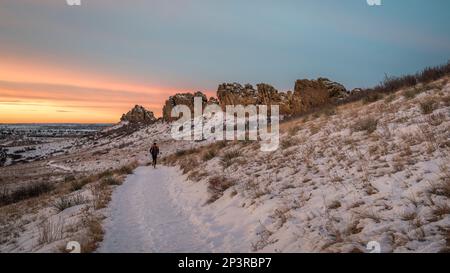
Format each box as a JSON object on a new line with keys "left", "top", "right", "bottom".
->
{"left": 220, "top": 150, "right": 242, "bottom": 169}
{"left": 202, "top": 149, "right": 218, "bottom": 162}
{"left": 352, "top": 117, "right": 378, "bottom": 134}
{"left": 281, "top": 137, "right": 297, "bottom": 149}
{"left": 38, "top": 217, "right": 64, "bottom": 245}
{"left": 206, "top": 176, "right": 235, "bottom": 203}
{"left": 0, "top": 182, "right": 55, "bottom": 206}
{"left": 51, "top": 194, "right": 88, "bottom": 212}
{"left": 419, "top": 98, "right": 438, "bottom": 114}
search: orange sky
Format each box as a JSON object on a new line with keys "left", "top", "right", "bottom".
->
{"left": 0, "top": 58, "right": 213, "bottom": 123}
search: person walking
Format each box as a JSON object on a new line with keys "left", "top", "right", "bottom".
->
{"left": 149, "top": 143, "right": 160, "bottom": 168}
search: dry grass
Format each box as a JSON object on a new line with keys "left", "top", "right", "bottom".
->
{"left": 0, "top": 182, "right": 55, "bottom": 206}
{"left": 427, "top": 112, "right": 446, "bottom": 126}
{"left": 202, "top": 149, "right": 218, "bottom": 162}
{"left": 432, "top": 203, "right": 450, "bottom": 220}
{"left": 363, "top": 92, "right": 383, "bottom": 104}
{"left": 288, "top": 125, "right": 301, "bottom": 136}
{"left": 365, "top": 61, "right": 450, "bottom": 95}
{"left": 384, "top": 94, "right": 396, "bottom": 104}
{"left": 78, "top": 212, "right": 104, "bottom": 253}
{"left": 206, "top": 175, "right": 235, "bottom": 204}
{"left": 328, "top": 200, "right": 342, "bottom": 210}
{"left": 281, "top": 137, "right": 296, "bottom": 149}
{"left": 352, "top": 117, "right": 378, "bottom": 134}
{"left": 419, "top": 98, "right": 438, "bottom": 114}
{"left": 251, "top": 222, "right": 277, "bottom": 252}
{"left": 187, "top": 170, "right": 208, "bottom": 181}
{"left": 101, "top": 175, "right": 122, "bottom": 186}
{"left": 38, "top": 217, "right": 64, "bottom": 245}
{"left": 355, "top": 209, "right": 382, "bottom": 223}
{"left": 180, "top": 158, "right": 199, "bottom": 174}
{"left": 51, "top": 194, "right": 88, "bottom": 212}
{"left": 403, "top": 88, "right": 422, "bottom": 100}
{"left": 69, "top": 162, "right": 137, "bottom": 192}
{"left": 91, "top": 184, "right": 111, "bottom": 210}
{"left": 401, "top": 210, "right": 418, "bottom": 221}
{"left": 220, "top": 150, "right": 242, "bottom": 169}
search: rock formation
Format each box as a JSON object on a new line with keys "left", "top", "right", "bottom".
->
{"left": 217, "top": 83, "right": 258, "bottom": 108}
{"left": 215, "top": 78, "right": 349, "bottom": 116}
{"left": 120, "top": 105, "right": 157, "bottom": 124}
{"left": 160, "top": 78, "right": 349, "bottom": 121}
{"left": 293, "top": 79, "right": 330, "bottom": 112}
{"left": 317, "top": 77, "right": 348, "bottom": 100}
{"left": 162, "top": 91, "right": 208, "bottom": 121}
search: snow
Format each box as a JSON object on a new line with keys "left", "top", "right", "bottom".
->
{"left": 47, "top": 161, "right": 72, "bottom": 172}
{"left": 98, "top": 166, "right": 212, "bottom": 253}
{"left": 1, "top": 77, "right": 449, "bottom": 253}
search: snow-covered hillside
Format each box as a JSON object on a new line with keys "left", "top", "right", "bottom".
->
{"left": 0, "top": 77, "right": 449, "bottom": 253}
{"left": 165, "top": 78, "right": 450, "bottom": 252}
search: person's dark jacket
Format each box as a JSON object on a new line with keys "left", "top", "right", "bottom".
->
{"left": 150, "top": 146, "right": 159, "bottom": 157}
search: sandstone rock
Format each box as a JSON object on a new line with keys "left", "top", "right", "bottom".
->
{"left": 207, "top": 97, "right": 219, "bottom": 105}
{"left": 350, "top": 88, "right": 363, "bottom": 95}
{"left": 256, "top": 83, "right": 280, "bottom": 105}
{"left": 294, "top": 79, "right": 330, "bottom": 111}
{"left": 318, "top": 77, "right": 348, "bottom": 99}
{"left": 162, "top": 92, "right": 208, "bottom": 121}
{"left": 160, "top": 78, "right": 348, "bottom": 121}
{"left": 215, "top": 78, "right": 348, "bottom": 116}
{"left": 217, "top": 83, "right": 257, "bottom": 108}
{"left": 120, "top": 105, "right": 157, "bottom": 124}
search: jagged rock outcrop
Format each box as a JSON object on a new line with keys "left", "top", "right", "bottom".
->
{"left": 350, "top": 88, "right": 363, "bottom": 95}
{"left": 293, "top": 79, "right": 330, "bottom": 112}
{"left": 120, "top": 105, "right": 157, "bottom": 124}
{"left": 318, "top": 77, "right": 348, "bottom": 100}
{"left": 207, "top": 97, "right": 219, "bottom": 105}
{"left": 160, "top": 78, "right": 349, "bottom": 120}
{"left": 217, "top": 83, "right": 258, "bottom": 108}
{"left": 162, "top": 91, "right": 208, "bottom": 121}
{"left": 215, "top": 78, "right": 348, "bottom": 116}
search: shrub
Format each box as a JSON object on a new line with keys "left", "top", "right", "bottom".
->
{"left": 403, "top": 88, "right": 421, "bottom": 99}
{"left": 98, "top": 170, "right": 113, "bottom": 178}
{"left": 102, "top": 175, "right": 122, "bottom": 186}
{"left": 419, "top": 98, "right": 437, "bottom": 114}
{"left": 281, "top": 137, "right": 296, "bottom": 149}
{"left": 288, "top": 125, "right": 301, "bottom": 136}
{"left": 51, "top": 194, "right": 88, "bottom": 212}
{"left": 352, "top": 117, "right": 378, "bottom": 134}
{"left": 427, "top": 113, "right": 445, "bottom": 126}
{"left": 0, "top": 182, "right": 55, "bottom": 206}
{"left": 180, "top": 158, "right": 199, "bottom": 174}
{"left": 363, "top": 92, "right": 383, "bottom": 104}
{"left": 432, "top": 203, "right": 450, "bottom": 219}
{"left": 117, "top": 165, "right": 134, "bottom": 175}
{"left": 202, "top": 149, "right": 218, "bottom": 162}
{"left": 175, "top": 148, "right": 199, "bottom": 158}
{"left": 38, "top": 217, "right": 64, "bottom": 245}
{"left": 214, "top": 140, "right": 228, "bottom": 149}
{"left": 206, "top": 176, "right": 235, "bottom": 203}
{"left": 70, "top": 179, "right": 90, "bottom": 192}
{"left": 220, "top": 150, "right": 241, "bottom": 168}
{"left": 365, "top": 61, "right": 450, "bottom": 96}
{"left": 384, "top": 94, "right": 396, "bottom": 103}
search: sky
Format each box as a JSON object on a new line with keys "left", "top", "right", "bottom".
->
{"left": 0, "top": 0, "right": 449, "bottom": 123}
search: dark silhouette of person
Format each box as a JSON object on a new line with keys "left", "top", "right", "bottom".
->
{"left": 149, "top": 143, "right": 160, "bottom": 168}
